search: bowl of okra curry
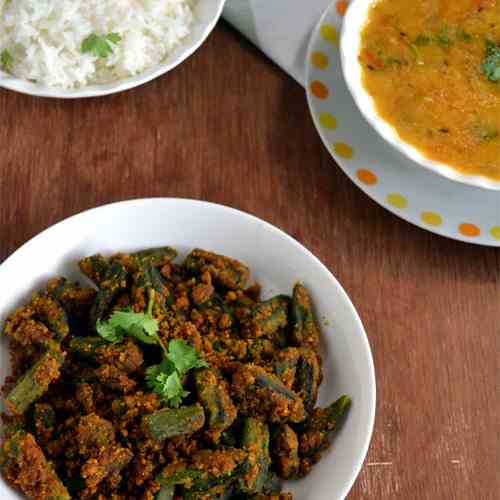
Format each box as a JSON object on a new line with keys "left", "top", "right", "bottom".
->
{"left": 341, "top": 0, "right": 500, "bottom": 190}
{"left": 0, "top": 198, "right": 376, "bottom": 500}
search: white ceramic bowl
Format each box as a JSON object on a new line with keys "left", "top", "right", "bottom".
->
{"left": 340, "top": 0, "right": 500, "bottom": 191}
{"left": 0, "top": 0, "right": 225, "bottom": 99}
{"left": 0, "top": 198, "right": 375, "bottom": 500}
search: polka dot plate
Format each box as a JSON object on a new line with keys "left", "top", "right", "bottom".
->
{"left": 306, "top": 1, "right": 500, "bottom": 246}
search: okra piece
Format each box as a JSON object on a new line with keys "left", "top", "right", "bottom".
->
{"left": 76, "top": 413, "right": 115, "bottom": 456}
{"left": 141, "top": 404, "right": 205, "bottom": 442}
{"left": 298, "top": 395, "right": 351, "bottom": 458}
{"left": 0, "top": 431, "right": 70, "bottom": 500}
{"left": 239, "top": 418, "right": 271, "bottom": 494}
{"left": 289, "top": 283, "right": 320, "bottom": 349}
{"left": 47, "top": 277, "right": 97, "bottom": 316}
{"left": 157, "top": 448, "right": 248, "bottom": 491}
{"left": 68, "top": 336, "right": 108, "bottom": 360}
{"left": 33, "top": 402, "right": 56, "bottom": 443}
{"left": 273, "top": 348, "right": 300, "bottom": 389}
{"left": 69, "top": 336, "right": 143, "bottom": 373}
{"left": 90, "top": 260, "right": 127, "bottom": 324}
{"left": 133, "top": 262, "right": 171, "bottom": 311}
{"left": 271, "top": 425, "right": 299, "bottom": 479}
{"left": 184, "top": 249, "right": 250, "bottom": 290}
{"left": 81, "top": 444, "right": 133, "bottom": 489}
{"left": 78, "top": 253, "right": 109, "bottom": 286}
{"left": 155, "top": 485, "right": 175, "bottom": 500}
{"left": 183, "top": 484, "right": 234, "bottom": 500}
{"left": 243, "top": 296, "right": 289, "bottom": 338}
{"left": 133, "top": 246, "right": 178, "bottom": 267}
{"left": 194, "top": 368, "right": 237, "bottom": 438}
{"left": 5, "top": 349, "right": 65, "bottom": 415}
{"left": 294, "top": 348, "right": 322, "bottom": 412}
{"left": 232, "top": 364, "right": 305, "bottom": 423}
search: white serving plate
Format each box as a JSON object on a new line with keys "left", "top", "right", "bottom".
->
{"left": 0, "top": 0, "right": 226, "bottom": 98}
{"left": 0, "top": 198, "right": 376, "bottom": 500}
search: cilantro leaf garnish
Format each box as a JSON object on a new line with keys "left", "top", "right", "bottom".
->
{"left": 167, "top": 339, "right": 208, "bottom": 375}
{"left": 482, "top": 40, "right": 500, "bottom": 83}
{"left": 145, "top": 340, "right": 207, "bottom": 407}
{"left": 0, "top": 49, "right": 13, "bottom": 69}
{"left": 97, "top": 309, "right": 160, "bottom": 345}
{"left": 81, "top": 33, "right": 121, "bottom": 58}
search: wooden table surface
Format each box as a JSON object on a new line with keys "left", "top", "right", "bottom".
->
{"left": 0, "top": 24, "right": 499, "bottom": 500}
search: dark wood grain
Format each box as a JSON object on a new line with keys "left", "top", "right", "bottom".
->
{"left": 0, "top": 22, "right": 499, "bottom": 500}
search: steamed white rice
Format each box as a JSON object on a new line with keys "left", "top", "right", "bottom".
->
{"left": 0, "top": 0, "right": 195, "bottom": 88}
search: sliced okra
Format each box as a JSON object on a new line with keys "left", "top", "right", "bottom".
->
{"left": 289, "top": 284, "right": 320, "bottom": 349}
{"left": 194, "top": 368, "right": 237, "bottom": 439}
{"left": 141, "top": 404, "right": 205, "bottom": 442}
{"left": 271, "top": 424, "right": 300, "bottom": 479}
{"left": 184, "top": 249, "right": 250, "bottom": 290}
{"left": 239, "top": 417, "right": 271, "bottom": 494}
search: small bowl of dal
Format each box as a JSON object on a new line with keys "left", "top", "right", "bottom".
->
{"left": 340, "top": 0, "right": 500, "bottom": 190}
{"left": 0, "top": 0, "right": 226, "bottom": 98}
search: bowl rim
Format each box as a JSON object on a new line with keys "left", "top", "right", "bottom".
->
{"left": 0, "top": 197, "right": 377, "bottom": 499}
{"left": 0, "top": 0, "right": 226, "bottom": 99}
{"left": 339, "top": 0, "right": 500, "bottom": 191}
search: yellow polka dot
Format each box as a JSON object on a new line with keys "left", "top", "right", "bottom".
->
{"left": 421, "top": 211, "right": 442, "bottom": 227}
{"left": 333, "top": 143, "right": 353, "bottom": 159}
{"left": 491, "top": 227, "right": 500, "bottom": 240}
{"left": 319, "top": 112, "right": 337, "bottom": 130}
{"left": 356, "top": 169, "right": 377, "bottom": 185}
{"left": 310, "top": 80, "right": 329, "bottom": 99}
{"left": 320, "top": 24, "right": 338, "bottom": 45}
{"left": 386, "top": 193, "right": 408, "bottom": 209}
{"left": 459, "top": 223, "right": 480, "bottom": 237}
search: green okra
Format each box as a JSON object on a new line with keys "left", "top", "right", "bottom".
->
{"left": 273, "top": 347, "right": 300, "bottom": 388}
{"left": 90, "top": 260, "right": 127, "bottom": 324}
{"left": 133, "top": 246, "right": 178, "bottom": 267}
{"left": 294, "top": 348, "right": 322, "bottom": 412}
{"left": 31, "top": 293, "right": 70, "bottom": 342}
{"left": 271, "top": 424, "right": 299, "bottom": 479}
{"left": 33, "top": 403, "right": 56, "bottom": 441}
{"left": 195, "top": 368, "right": 237, "bottom": 437}
{"left": 239, "top": 418, "right": 271, "bottom": 494}
{"left": 141, "top": 404, "right": 205, "bottom": 442}
{"left": 244, "top": 296, "right": 289, "bottom": 338}
{"left": 157, "top": 448, "right": 248, "bottom": 491}
{"left": 0, "top": 431, "right": 70, "bottom": 500}
{"left": 68, "top": 336, "right": 108, "bottom": 360}
{"left": 298, "top": 395, "right": 351, "bottom": 458}
{"left": 78, "top": 253, "right": 109, "bottom": 286}
{"left": 182, "top": 484, "right": 234, "bottom": 500}
{"left": 5, "top": 349, "right": 65, "bottom": 415}
{"left": 155, "top": 485, "right": 175, "bottom": 500}
{"left": 289, "top": 284, "right": 320, "bottom": 349}
{"left": 184, "top": 249, "right": 250, "bottom": 290}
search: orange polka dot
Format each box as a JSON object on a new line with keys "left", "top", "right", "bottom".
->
{"left": 311, "top": 51, "right": 329, "bottom": 70}
{"left": 310, "top": 80, "right": 329, "bottom": 99}
{"left": 336, "top": 0, "right": 349, "bottom": 16}
{"left": 491, "top": 227, "right": 500, "bottom": 240}
{"left": 459, "top": 223, "right": 480, "bottom": 237}
{"left": 356, "top": 169, "right": 377, "bottom": 185}
{"left": 333, "top": 142, "right": 353, "bottom": 159}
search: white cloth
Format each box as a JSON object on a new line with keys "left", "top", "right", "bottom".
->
{"left": 223, "top": 0, "right": 331, "bottom": 85}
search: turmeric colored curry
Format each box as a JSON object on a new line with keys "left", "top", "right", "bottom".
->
{"left": 360, "top": 0, "right": 500, "bottom": 181}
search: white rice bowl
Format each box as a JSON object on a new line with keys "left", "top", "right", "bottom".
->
{"left": 0, "top": 0, "right": 196, "bottom": 89}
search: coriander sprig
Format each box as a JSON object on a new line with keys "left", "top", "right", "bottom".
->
{"left": 96, "top": 295, "right": 207, "bottom": 408}
{"left": 0, "top": 49, "right": 13, "bottom": 69}
{"left": 81, "top": 32, "right": 121, "bottom": 58}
